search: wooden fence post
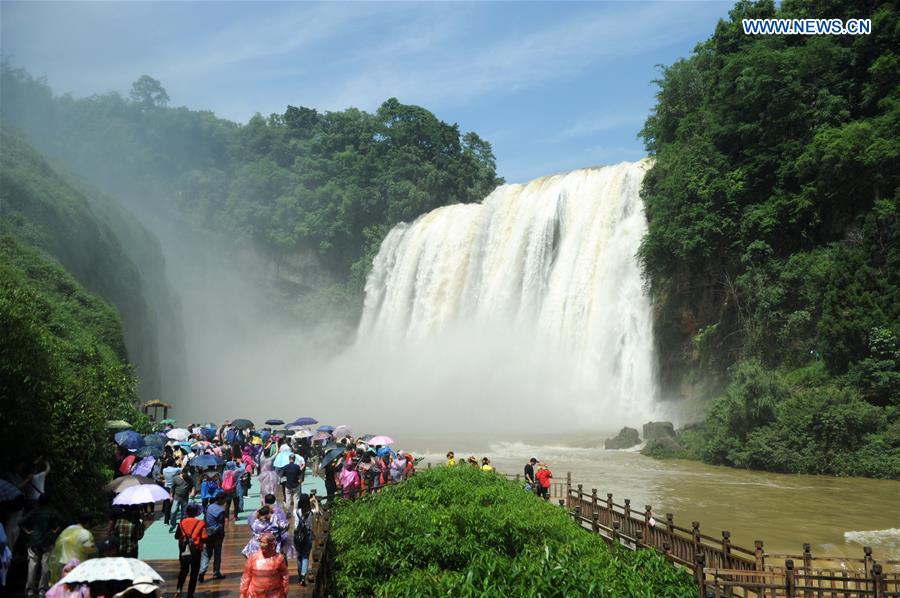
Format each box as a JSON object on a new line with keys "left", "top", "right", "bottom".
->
{"left": 606, "top": 493, "right": 614, "bottom": 529}
{"left": 666, "top": 514, "right": 675, "bottom": 559}
{"left": 721, "top": 531, "right": 731, "bottom": 568}
{"left": 785, "top": 559, "right": 795, "bottom": 598}
{"left": 872, "top": 563, "right": 885, "bottom": 598}
{"left": 624, "top": 499, "right": 631, "bottom": 536}
{"left": 427, "top": 462, "right": 432, "bottom": 469}
{"left": 591, "top": 488, "right": 598, "bottom": 520}
{"left": 694, "top": 553, "right": 706, "bottom": 598}
{"left": 643, "top": 505, "right": 652, "bottom": 547}
{"left": 612, "top": 521, "right": 620, "bottom": 544}
{"left": 577, "top": 483, "right": 583, "bottom": 510}
{"left": 692, "top": 521, "right": 702, "bottom": 560}
{"left": 754, "top": 540, "right": 765, "bottom": 571}
{"left": 592, "top": 512, "right": 599, "bottom": 534}
{"left": 864, "top": 546, "right": 873, "bottom": 576}
{"left": 566, "top": 471, "right": 572, "bottom": 500}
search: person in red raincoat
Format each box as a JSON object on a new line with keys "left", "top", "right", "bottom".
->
{"left": 239, "top": 533, "right": 289, "bottom": 598}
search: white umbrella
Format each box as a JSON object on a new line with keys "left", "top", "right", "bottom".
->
{"left": 333, "top": 425, "right": 352, "bottom": 438}
{"left": 166, "top": 428, "right": 189, "bottom": 441}
{"left": 60, "top": 557, "right": 163, "bottom": 584}
{"left": 113, "top": 484, "right": 170, "bottom": 505}
{"left": 292, "top": 430, "right": 313, "bottom": 439}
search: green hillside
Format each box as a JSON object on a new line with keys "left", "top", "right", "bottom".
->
{"left": 640, "top": 0, "right": 899, "bottom": 477}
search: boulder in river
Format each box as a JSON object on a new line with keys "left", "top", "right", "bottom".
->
{"left": 604, "top": 427, "right": 641, "bottom": 450}
{"left": 642, "top": 421, "right": 676, "bottom": 443}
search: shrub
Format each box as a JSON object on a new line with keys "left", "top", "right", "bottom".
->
{"left": 330, "top": 466, "right": 695, "bottom": 597}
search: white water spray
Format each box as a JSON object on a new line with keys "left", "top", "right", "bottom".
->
{"left": 358, "top": 160, "right": 658, "bottom": 427}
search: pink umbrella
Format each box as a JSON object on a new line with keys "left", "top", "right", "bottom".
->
{"left": 368, "top": 435, "right": 394, "bottom": 446}
{"left": 312, "top": 431, "right": 331, "bottom": 442}
{"left": 333, "top": 425, "right": 352, "bottom": 439}
{"left": 113, "top": 483, "right": 169, "bottom": 505}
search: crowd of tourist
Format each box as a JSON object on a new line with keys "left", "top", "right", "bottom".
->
{"left": 0, "top": 418, "right": 547, "bottom": 597}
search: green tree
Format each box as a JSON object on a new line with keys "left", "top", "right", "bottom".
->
{"left": 129, "top": 75, "right": 169, "bottom": 109}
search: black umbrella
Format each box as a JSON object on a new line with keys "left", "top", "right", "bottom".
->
{"left": 231, "top": 419, "right": 254, "bottom": 430}
{"left": 321, "top": 447, "right": 345, "bottom": 468}
{"left": 265, "top": 419, "right": 284, "bottom": 426}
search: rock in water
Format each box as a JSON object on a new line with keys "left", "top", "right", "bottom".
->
{"left": 642, "top": 421, "right": 676, "bottom": 443}
{"left": 604, "top": 427, "right": 641, "bottom": 449}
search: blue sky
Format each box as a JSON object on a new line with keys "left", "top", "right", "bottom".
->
{"left": 2, "top": 1, "right": 733, "bottom": 183}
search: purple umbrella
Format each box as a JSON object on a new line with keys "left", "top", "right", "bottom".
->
{"left": 131, "top": 456, "right": 155, "bottom": 478}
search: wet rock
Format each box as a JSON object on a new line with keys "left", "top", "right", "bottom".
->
{"left": 642, "top": 421, "right": 676, "bottom": 443}
{"left": 604, "top": 427, "right": 641, "bottom": 450}
{"left": 641, "top": 434, "right": 684, "bottom": 458}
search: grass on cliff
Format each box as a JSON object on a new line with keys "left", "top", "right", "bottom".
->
{"left": 330, "top": 466, "right": 695, "bottom": 597}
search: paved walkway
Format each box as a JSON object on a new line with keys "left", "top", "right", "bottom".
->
{"left": 143, "top": 475, "right": 325, "bottom": 597}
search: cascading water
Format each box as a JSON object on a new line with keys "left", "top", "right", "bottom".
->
{"left": 358, "top": 160, "right": 658, "bottom": 426}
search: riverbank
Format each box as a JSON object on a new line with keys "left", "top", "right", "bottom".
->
{"left": 397, "top": 435, "right": 900, "bottom": 559}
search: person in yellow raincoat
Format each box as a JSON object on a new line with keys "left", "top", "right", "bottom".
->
{"left": 49, "top": 515, "right": 95, "bottom": 582}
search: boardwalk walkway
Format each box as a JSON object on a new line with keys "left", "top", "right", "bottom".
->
{"left": 141, "top": 475, "right": 325, "bottom": 597}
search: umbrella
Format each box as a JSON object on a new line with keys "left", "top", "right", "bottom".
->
{"left": 231, "top": 419, "right": 254, "bottom": 430}
{"left": 166, "top": 428, "right": 189, "bottom": 441}
{"left": 292, "top": 417, "right": 318, "bottom": 426}
{"left": 359, "top": 434, "right": 375, "bottom": 442}
{"left": 293, "top": 430, "right": 313, "bottom": 439}
{"left": 0, "top": 479, "right": 23, "bottom": 503}
{"left": 159, "top": 418, "right": 176, "bottom": 425}
{"left": 333, "top": 425, "right": 352, "bottom": 439}
{"left": 200, "top": 427, "right": 217, "bottom": 440}
{"left": 132, "top": 456, "right": 156, "bottom": 478}
{"left": 60, "top": 557, "right": 163, "bottom": 584}
{"left": 321, "top": 448, "right": 345, "bottom": 468}
{"left": 143, "top": 434, "right": 166, "bottom": 447}
{"left": 105, "top": 476, "right": 157, "bottom": 494}
{"left": 368, "top": 435, "right": 395, "bottom": 446}
{"left": 316, "top": 425, "right": 335, "bottom": 433}
{"left": 136, "top": 446, "right": 162, "bottom": 459}
{"left": 377, "top": 446, "right": 394, "bottom": 458}
{"left": 106, "top": 420, "right": 132, "bottom": 430}
{"left": 312, "top": 431, "right": 331, "bottom": 442}
{"left": 265, "top": 419, "right": 284, "bottom": 426}
{"left": 113, "top": 484, "right": 169, "bottom": 505}
{"left": 189, "top": 454, "right": 223, "bottom": 468}
{"left": 114, "top": 430, "right": 144, "bottom": 451}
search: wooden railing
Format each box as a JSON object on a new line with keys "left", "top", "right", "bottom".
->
{"left": 503, "top": 471, "right": 900, "bottom": 597}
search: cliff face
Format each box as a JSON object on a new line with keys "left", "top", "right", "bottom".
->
{"left": 0, "top": 128, "right": 184, "bottom": 403}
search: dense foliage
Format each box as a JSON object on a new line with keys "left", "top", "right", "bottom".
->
{"left": 640, "top": 0, "right": 899, "bottom": 477}
{"left": 0, "top": 127, "right": 179, "bottom": 401}
{"left": 330, "top": 467, "right": 695, "bottom": 597}
{"left": 0, "top": 234, "right": 145, "bottom": 516}
{"left": 0, "top": 66, "right": 503, "bottom": 292}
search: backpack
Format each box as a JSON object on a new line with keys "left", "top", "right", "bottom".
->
{"left": 240, "top": 471, "right": 252, "bottom": 490}
{"left": 222, "top": 470, "right": 237, "bottom": 493}
{"left": 293, "top": 513, "right": 311, "bottom": 550}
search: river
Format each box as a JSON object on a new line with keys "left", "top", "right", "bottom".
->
{"left": 397, "top": 433, "right": 900, "bottom": 562}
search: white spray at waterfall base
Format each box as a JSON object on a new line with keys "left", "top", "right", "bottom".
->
{"left": 351, "top": 160, "right": 660, "bottom": 434}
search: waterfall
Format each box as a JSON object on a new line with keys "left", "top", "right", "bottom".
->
{"left": 359, "top": 160, "right": 657, "bottom": 426}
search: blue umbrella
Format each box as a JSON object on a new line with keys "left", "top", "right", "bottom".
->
{"left": 137, "top": 446, "right": 163, "bottom": 458}
{"left": 189, "top": 454, "right": 223, "bottom": 468}
{"left": 316, "top": 425, "right": 335, "bottom": 433}
{"left": 292, "top": 417, "right": 318, "bottom": 426}
{"left": 114, "top": 430, "right": 145, "bottom": 451}
{"left": 143, "top": 434, "right": 166, "bottom": 447}
{"left": 0, "top": 479, "right": 23, "bottom": 503}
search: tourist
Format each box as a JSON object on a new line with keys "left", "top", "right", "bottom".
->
{"left": 168, "top": 469, "right": 194, "bottom": 534}
{"left": 239, "top": 533, "right": 289, "bottom": 598}
{"left": 481, "top": 457, "right": 494, "bottom": 472}
{"left": 242, "top": 504, "right": 293, "bottom": 561}
{"left": 44, "top": 559, "right": 87, "bottom": 598}
{"left": 199, "top": 472, "right": 220, "bottom": 513}
{"left": 174, "top": 504, "right": 207, "bottom": 598}
{"left": 293, "top": 494, "right": 315, "bottom": 587}
{"left": 21, "top": 494, "right": 63, "bottom": 595}
{"left": 322, "top": 460, "right": 338, "bottom": 499}
{"left": 109, "top": 505, "right": 145, "bottom": 559}
{"left": 257, "top": 454, "right": 279, "bottom": 500}
{"left": 281, "top": 455, "right": 302, "bottom": 516}
{"left": 0, "top": 520, "right": 10, "bottom": 590}
{"left": 199, "top": 491, "right": 226, "bottom": 583}
{"left": 222, "top": 459, "right": 241, "bottom": 521}
{"left": 390, "top": 452, "right": 407, "bottom": 483}
{"left": 446, "top": 451, "right": 455, "bottom": 467}
{"left": 49, "top": 514, "right": 95, "bottom": 582}
{"left": 161, "top": 458, "right": 181, "bottom": 527}
{"left": 535, "top": 463, "right": 553, "bottom": 500}
{"left": 339, "top": 461, "right": 360, "bottom": 500}
{"left": 26, "top": 458, "right": 51, "bottom": 504}
{"left": 467, "top": 456, "right": 478, "bottom": 467}
{"left": 524, "top": 457, "right": 537, "bottom": 492}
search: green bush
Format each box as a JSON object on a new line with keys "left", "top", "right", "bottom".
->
{"left": 330, "top": 467, "right": 695, "bottom": 597}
